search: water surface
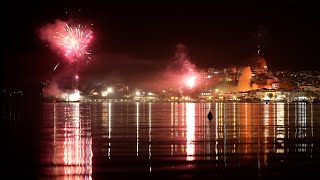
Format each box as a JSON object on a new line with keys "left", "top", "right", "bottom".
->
{"left": 3, "top": 101, "right": 320, "bottom": 179}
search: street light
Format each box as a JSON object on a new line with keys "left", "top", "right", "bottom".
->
{"left": 136, "top": 91, "right": 140, "bottom": 96}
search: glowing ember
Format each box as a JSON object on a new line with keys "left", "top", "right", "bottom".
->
{"left": 185, "top": 75, "right": 196, "bottom": 89}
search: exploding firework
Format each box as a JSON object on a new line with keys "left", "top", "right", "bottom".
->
{"left": 39, "top": 20, "right": 93, "bottom": 101}
{"left": 53, "top": 23, "right": 93, "bottom": 62}
{"left": 40, "top": 20, "right": 93, "bottom": 62}
{"left": 185, "top": 75, "right": 196, "bottom": 89}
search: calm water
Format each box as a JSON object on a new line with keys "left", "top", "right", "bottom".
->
{"left": 3, "top": 101, "right": 320, "bottom": 179}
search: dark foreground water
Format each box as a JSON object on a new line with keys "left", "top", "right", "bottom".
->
{"left": 2, "top": 101, "right": 320, "bottom": 179}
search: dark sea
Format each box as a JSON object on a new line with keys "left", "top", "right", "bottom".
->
{"left": 2, "top": 97, "right": 320, "bottom": 179}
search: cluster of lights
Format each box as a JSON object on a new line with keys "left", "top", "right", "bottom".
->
{"left": 101, "top": 87, "right": 113, "bottom": 97}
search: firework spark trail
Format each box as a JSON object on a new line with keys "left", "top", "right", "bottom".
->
{"left": 53, "top": 63, "right": 60, "bottom": 71}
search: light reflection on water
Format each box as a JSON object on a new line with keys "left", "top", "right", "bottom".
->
{"left": 186, "top": 103, "right": 195, "bottom": 161}
{"left": 39, "top": 102, "right": 320, "bottom": 178}
{"left": 51, "top": 103, "right": 93, "bottom": 179}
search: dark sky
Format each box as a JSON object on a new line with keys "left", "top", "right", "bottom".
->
{"left": 3, "top": 0, "right": 320, "bottom": 89}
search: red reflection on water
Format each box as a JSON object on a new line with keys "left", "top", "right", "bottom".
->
{"left": 57, "top": 103, "right": 93, "bottom": 179}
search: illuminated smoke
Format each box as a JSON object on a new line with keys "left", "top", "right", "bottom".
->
{"left": 237, "top": 66, "right": 253, "bottom": 92}
{"left": 39, "top": 19, "right": 66, "bottom": 55}
{"left": 42, "top": 81, "right": 63, "bottom": 99}
{"left": 161, "top": 43, "right": 200, "bottom": 90}
{"left": 42, "top": 66, "right": 81, "bottom": 101}
{"left": 42, "top": 81, "right": 80, "bottom": 101}
{"left": 174, "top": 43, "right": 189, "bottom": 62}
{"left": 214, "top": 66, "right": 259, "bottom": 93}
{"left": 256, "top": 56, "right": 267, "bottom": 71}
{"left": 252, "top": 83, "right": 259, "bottom": 90}
{"left": 39, "top": 20, "right": 66, "bottom": 42}
{"left": 174, "top": 43, "right": 197, "bottom": 74}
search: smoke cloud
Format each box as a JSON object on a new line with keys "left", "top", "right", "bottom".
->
{"left": 157, "top": 43, "right": 201, "bottom": 91}
{"left": 42, "top": 81, "right": 63, "bottom": 99}
{"left": 256, "top": 56, "right": 267, "bottom": 69}
{"left": 83, "top": 43, "right": 201, "bottom": 92}
{"left": 38, "top": 19, "right": 67, "bottom": 52}
{"left": 214, "top": 66, "right": 257, "bottom": 93}
{"left": 237, "top": 66, "right": 252, "bottom": 92}
{"left": 41, "top": 61, "right": 81, "bottom": 100}
{"left": 172, "top": 43, "right": 197, "bottom": 74}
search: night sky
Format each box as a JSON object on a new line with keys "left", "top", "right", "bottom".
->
{"left": 3, "top": 0, "right": 320, "bottom": 89}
